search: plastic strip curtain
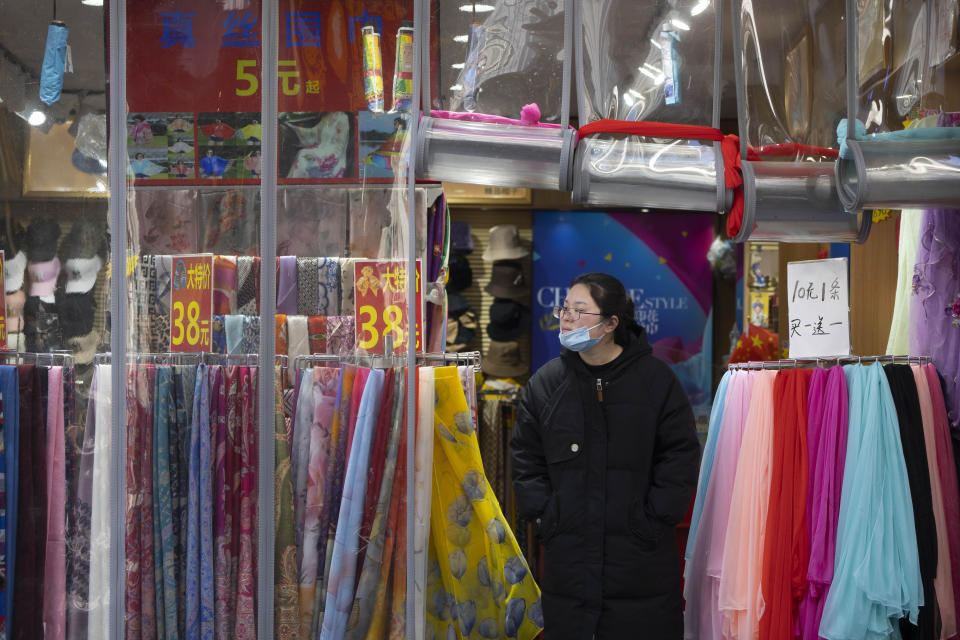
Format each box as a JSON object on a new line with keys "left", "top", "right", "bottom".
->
{"left": 728, "top": 0, "right": 869, "bottom": 242}
{"left": 414, "top": 0, "right": 576, "bottom": 191}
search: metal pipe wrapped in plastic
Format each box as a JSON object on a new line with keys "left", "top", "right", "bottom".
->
{"left": 415, "top": 116, "right": 576, "bottom": 191}
{"left": 571, "top": 136, "right": 731, "bottom": 212}
{"left": 835, "top": 139, "right": 960, "bottom": 212}
{"left": 734, "top": 160, "right": 871, "bottom": 243}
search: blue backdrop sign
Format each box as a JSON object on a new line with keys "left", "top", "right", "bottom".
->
{"left": 532, "top": 211, "right": 715, "bottom": 427}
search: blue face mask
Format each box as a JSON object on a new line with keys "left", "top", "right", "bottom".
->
{"left": 558, "top": 321, "right": 605, "bottom": 352}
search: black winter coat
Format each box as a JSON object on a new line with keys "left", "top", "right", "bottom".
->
{"left": 510, "top": 330, "right": 699, "bottom": 640}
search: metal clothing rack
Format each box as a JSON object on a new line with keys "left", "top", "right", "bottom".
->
{"left": 94, "top": 352, "right": 289, "bottom": 367}
{"left": 0, "top": 351, "right": 75, "bottom": 366}
{"left": 418, "top": 350, "right": 482, "bottom": 372}
{"left": 292, "top": 350, "right": 483, "bottom": 372}
{"left": 728, "top": 354, "right": 933, "bottom": 370}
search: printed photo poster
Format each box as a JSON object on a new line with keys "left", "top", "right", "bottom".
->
{"left": 532, "top": 211, "right": 715, "bottom": 431}
{"left": 125, "top": 0, "right": 416, "bottom": 186}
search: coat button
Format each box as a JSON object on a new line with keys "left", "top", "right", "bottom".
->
{"left": 570, "top": 443, "right": 580, "bottom": 452}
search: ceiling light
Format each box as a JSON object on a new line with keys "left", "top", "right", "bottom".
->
{"left": 671, "top": 18, "right": 691, "bottom": 30}
{"left": 451, "top": 63, "right": 465, "bottom": 69}
{"left": 458, "top": 4, "right": 495, "bottom": 11}
{"left": 453, "top": 34, "right": 469, "bottom": 43}
{"left": 28, "top": 110, "right": 47, "bottom": 126}
{"left": 690, "top": 0, "right": 710, "bottom": 16}
{"left": 450, "top": 84, "right": 463, "bottom": 91}
{"left": 81, "top": 0, "right": 104, "bottom": 5}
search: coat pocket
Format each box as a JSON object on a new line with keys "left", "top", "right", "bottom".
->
{"left": 629, "top": 500, "right": 666, "bottom": 550}
{"left": 536, "top": 493, "right": 560, "bottom": 543}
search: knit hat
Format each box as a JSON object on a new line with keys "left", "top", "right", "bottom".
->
{"left": 24, "top": 219, "right": 62, "bottom": 262}
{"left": 58, "top": 292, "right": 96, "bottom": 338}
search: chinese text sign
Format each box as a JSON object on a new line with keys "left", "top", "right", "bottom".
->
{"left": 786, "top": 258, "right": 850, "bottom": 358}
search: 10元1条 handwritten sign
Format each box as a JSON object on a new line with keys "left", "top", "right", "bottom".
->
{"left": 354, "top": 260, "right": 423, "bottom": 355}
{"left": 170, "top": 254, "right": 214, "bottom": 352}
{"left": 786, "top": 257, "right": 850, "bottom": 358}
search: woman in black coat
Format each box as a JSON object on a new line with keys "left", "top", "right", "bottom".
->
{"left": 511, "top": 272, "right": 700, "bottom": 639}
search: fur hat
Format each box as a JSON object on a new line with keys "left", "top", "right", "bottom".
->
{"left": 61, "top": 219, "right": 105, "bottom": 260}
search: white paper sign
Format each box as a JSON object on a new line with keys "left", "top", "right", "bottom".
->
{"left": 786, "top": 258, "right": 850, "bottom": 358}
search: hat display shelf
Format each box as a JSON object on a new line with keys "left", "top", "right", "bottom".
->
{"left": 571, "top": 0, "right": 731, "bottom": 212}
{"left": 482, "top": 224, "right": 532, "bottom": 379}
{"left": 728, "top": 0, "right": 870, "bottom": 243}
{"left": 835, "top": 0, "right": 960, "bottom": 212}
{"left": 414, "top": 0, "right": 576, "bottom": 191}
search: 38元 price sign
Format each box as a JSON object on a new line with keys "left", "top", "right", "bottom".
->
{"left": 170, "top": 254, "right": 214, "bottom": 352}
{"left": 354, "top": 260, "right": 423, "bottom": 355}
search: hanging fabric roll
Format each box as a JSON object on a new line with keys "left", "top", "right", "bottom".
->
{"left": 760, "top": 369, "right": 812, "bottom": 639}
{"left": 884, "top": 364, "right": 937, "bottom": 639}
{"left": 912, "top": 363, "right": 957, "bottom": 637}
{"left": 298, "top": 366, "right": 340, "bottom": 639}
{"left": 320, "top": 367, "right": 384, "bottom": 640}
{"left": 414, "top": 367, "right": 436, "bottom": 640}
{"left": 684, "top": 370, "right": 753, "bottom": 639}
{"left": 315, "top": 365, "right": 358, "bottom": 637}
{"left": 186, "top": 363, "right": 215, "bottom": 640}
{"left": 0, "top": 365, "right": 18, "bottom": 636}
{"left": 348, "top": 370, "right": 405, "bottom": 639}
{"left": 87, "top": 364, "right": 112, "bottom": 639}
{"left": 717, "top": 369, "right": 776, "bottom": 640}
{"left": 798, "top": 366, "right": 848, "bottom": 640}
{"left": 820, "top": 364, "right": 922, "bottom": 639}
{"left": 43, "top": 366, "right": 66, "bottom": 640}
{"left": 274, "top": 363, "right": 299, "bottom": 640}
{"left": 426, "top": 366, "right": 543, "bottom": 640}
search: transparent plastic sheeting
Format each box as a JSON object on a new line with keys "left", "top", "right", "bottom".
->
{"left": 836, "top": 139, "right": 960, "bottom": 211}
{"left": 415, "top": 115, "right": 576, "bottom": 190}
{"left": 734, "top": 0, "right": 846, "bottom": 156}
{"left": 572, "top": 137, "right": 730, "bottom": 211}
{"left": 851, "top": 0, "right": 954, "bottom": 134}
{"left": 440, "top": 0, "right": 568, "bottom": 122}
{"left": 573, "top": 0, "right": 724, "bottom": 210}
{"left": 576, "top": 0, "right": 719, "bottom": 125}
{"left": 838, "top": 0, "right": 960, "bottom": 211}
{"left": 734, "top": 161, "right": 871, "bottom": 243}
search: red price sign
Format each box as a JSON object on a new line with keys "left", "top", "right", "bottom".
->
{"left": 170, "top": 254, "right": 213, "bottom": 353}
{"left": 354, "top": 260, "right": 423, "bottom": 355}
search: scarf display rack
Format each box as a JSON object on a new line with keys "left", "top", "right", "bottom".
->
{"left": 728, "top": 354, "right": 934, "bottom": 370}
{"left": 685, "top": 354, "right": 958, "bottom": 640}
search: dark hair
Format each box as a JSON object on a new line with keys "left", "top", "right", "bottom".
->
{"left": 570, "top": 272, "right": 641, "bottom": 346}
